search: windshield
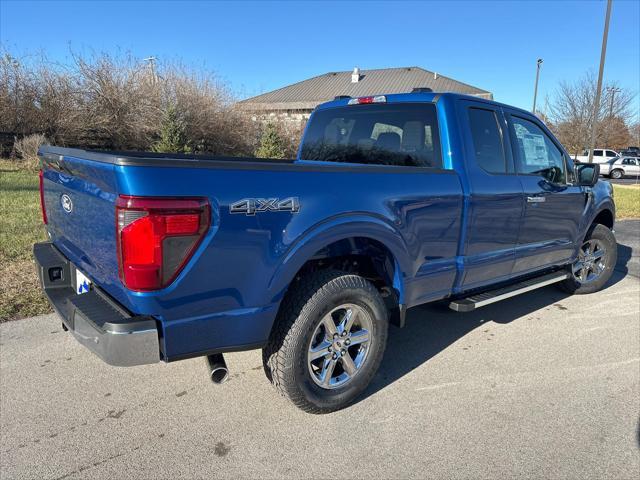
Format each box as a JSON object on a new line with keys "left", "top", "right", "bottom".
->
{"left": 300, "top": 103, "right": 442, "bottom": 168}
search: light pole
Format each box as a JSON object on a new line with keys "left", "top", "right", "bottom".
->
{"left": 587, "top": 0, "right": 613, "bottom": 163}
{"left": 532, "top": 58, "right": 543, "bottom": 114}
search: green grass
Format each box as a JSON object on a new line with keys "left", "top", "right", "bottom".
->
{"left": 0, "top": 159, "right": 638, "bottom": 321}
{"left": 613, "top": 184, "right": 640, "bottom": 219}
{"left": 0, "top": 160, "right": 50, "bottom": 321}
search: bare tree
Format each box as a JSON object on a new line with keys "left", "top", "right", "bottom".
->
{"left": 72, "top": 51, "right": 162, "bottom": 150}
{"left": 630, "top": 122, "right": 640, "bottom": 148}
{"left": 548, "top": 71, "right": 636, "bottom": 155}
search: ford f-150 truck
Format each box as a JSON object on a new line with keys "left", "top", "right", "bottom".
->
{"left": 34, "top": 91, "right": 616, "bottom": 413}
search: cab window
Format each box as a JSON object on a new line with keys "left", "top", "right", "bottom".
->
{"left": 300, "top": 103, "right": 442, "bottom": 168}
{"left": 510, "top": 116, "right": 566, "bottom": 184}
{"left": 468, "top": 107, "right": 507, "bottom": 174}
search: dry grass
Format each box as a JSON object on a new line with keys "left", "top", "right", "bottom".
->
{"left": 0, "top": 160, "right": 50, "bottom": 321}
{"left": 12, "top": 134, "right": 48, "bottom": 170}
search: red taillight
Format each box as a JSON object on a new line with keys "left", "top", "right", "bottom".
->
{"left": 115, "top": 196, "right": 210, "bottom": 291}
{"left": 347, "top": 95, "right": 386, "bottom": 105}
{"left": 39, "top": 169, "right": 48, "bottom": 224}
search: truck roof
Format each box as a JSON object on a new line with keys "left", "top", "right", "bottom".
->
{"left": 315, "top": 91, "right": 533, "bottom": 117}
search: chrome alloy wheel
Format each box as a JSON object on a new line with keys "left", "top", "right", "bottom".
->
{"left": 572, "top": 239, "right": 607, "bottom": 284}
{"left": 307, "top": 304, "right": 373, "bottom": 390}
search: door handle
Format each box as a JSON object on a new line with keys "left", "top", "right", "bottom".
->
{"left": 527, "top": 196, "right": 546, "bottom": 203}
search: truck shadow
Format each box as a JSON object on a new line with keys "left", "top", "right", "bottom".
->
{"left": 614, "top": 243, "right": 635, "bottom": 280}
{"left": 361, "top": 241, "right": 635, "bottom": 403}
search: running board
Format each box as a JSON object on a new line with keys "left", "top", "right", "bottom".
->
{"left": 449, "top": 272, "right": 570, "bottom": 312}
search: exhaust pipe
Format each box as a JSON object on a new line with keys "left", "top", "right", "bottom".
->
{"left": 206, "top": 353, "right": 229, "bottom": 384}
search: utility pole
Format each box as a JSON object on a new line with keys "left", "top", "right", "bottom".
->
{"left": 587, "top": 0, "right": 613, "bottom": 163}
{"left": 144, "top": 56, "right": 157, "bottom": 84}
{"left": 605, "top": 86, "right": 621, "bottom": 148}
{"left": 606, "top": 86, "right": 620, "bottom": 117}
{"left": 532, "top": 58, "right": 543, "bottom": 114}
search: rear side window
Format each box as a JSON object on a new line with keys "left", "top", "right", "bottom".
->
{"left": 468, "top": 108, "right": 507, "bottom": 174}
{"left": 300, "top": 103, "right": 442, "bottom": 168}
{"left": 510, "top": 116, "right": 566, "bottom": 184}
{"left": 594, "top": 149, "right": 603, "bottom": 157}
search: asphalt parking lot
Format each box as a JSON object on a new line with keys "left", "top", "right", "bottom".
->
{"left": 1, "top": 221, "right": 639, "bottom": 480}
{"left": 607, "top": 177, "right": 640, "bottom": 186}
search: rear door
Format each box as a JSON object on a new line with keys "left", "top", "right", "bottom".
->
{"left": 457, "top": 100, "right": 523, "bottom": 290}
{"left": 504, "top": 111, "right": 585, "bottom": 274}
{"left": 593, "top": 149, "right": 604, "bottom": 163}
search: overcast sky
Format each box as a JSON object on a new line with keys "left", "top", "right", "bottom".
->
{"left": 1, "top": 0, "right": 638, "bottom": 114}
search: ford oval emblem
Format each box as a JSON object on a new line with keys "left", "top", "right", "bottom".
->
{"left": 60, "top": 194, "right": 73, "bottom": 213}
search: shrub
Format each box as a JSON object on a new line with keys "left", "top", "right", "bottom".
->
{"left": 0, "top": 49, "right": 258, "bottom": 157}
{"left": 255, "top": 122, "right": 287, "bottom": 158}
{"left": 13, "top": 134, "right": 48, "bottom": 170}
{"left": 152, "top": 105, "right": 191, "bottom": 153}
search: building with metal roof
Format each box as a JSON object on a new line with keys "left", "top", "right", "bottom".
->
{"left": 237, "top": 66, "right": 493, "bottom": 120}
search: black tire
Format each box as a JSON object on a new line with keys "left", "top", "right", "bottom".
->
{"left": 558, "top": 224, "right": 617, "bottom": 294}
{"left": 262, "top": 270, "right": 388, "bottom": 414}
{"left": 610, "top": 169, "right": 623, "bottom": 179}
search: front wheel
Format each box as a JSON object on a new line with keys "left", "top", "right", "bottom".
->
{"left": 559, "top": 224, "right": 617, "bottom": 294}
{"left": 263, "top": 270, "right": 388, "bottom": 414}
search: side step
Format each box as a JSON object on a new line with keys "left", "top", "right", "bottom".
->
{"left": 449, "top": 272, "right": 569, "bottom": 312}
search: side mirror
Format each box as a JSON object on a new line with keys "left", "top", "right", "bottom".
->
{"left": 576, "top": 163, "right": 600, "bottom": 187}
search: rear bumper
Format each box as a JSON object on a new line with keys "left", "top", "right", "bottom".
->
{"left": 33, "top": 242, "right": 161, "bottom": 367}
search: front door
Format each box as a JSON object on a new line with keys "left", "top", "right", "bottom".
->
{"left": 505, "top": 112, "right": 585, "bottom": 275}
{"left": 457, "top": 101, "right": 523, "bottom": 290}
{"left": 622, "top": 157, "right": 640, "bottom": 177}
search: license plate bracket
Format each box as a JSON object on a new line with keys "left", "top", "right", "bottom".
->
{"left": 75, "top": 267, "right": 92, "bottom": 295}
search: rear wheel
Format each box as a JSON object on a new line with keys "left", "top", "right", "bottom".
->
{"left": 610, "top": 169, "right": 624, "bottom": 179}
{"left": 263, "top": 270, "right": 388, "bottom": 414}
{"left": 559, "top": 224, "right": 617, "bottom": 294}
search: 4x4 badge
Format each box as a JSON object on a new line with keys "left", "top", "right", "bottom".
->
{"left": 230, "top": 197, "right": 300, "bottom": 216}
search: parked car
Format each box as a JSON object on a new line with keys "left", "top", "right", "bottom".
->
{"left": 575, "top": 148, "right": 619, "bottom": 164}
{"left": 601, "top": 156, "right": 640, "bottom": 179}
{"left": 34, "top": 92, "right": 616, "bottom": 413}
{"left": 620, "top": 147, "right": 640, "bottom": 157}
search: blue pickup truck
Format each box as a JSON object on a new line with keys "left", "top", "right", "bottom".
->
{"left": 35, "top": 91, "right": 616, "bottom": 413}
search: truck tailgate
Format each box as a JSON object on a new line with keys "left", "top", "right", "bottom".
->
{"left": 41, "top": 154, "right": 121, "bottom": 296}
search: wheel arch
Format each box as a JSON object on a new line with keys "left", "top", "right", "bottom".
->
{"left": 592, "top": 208, "right": 614, "bottom": 229}
{"left": 265, "top": 216, "right": 411, "bottom": 332}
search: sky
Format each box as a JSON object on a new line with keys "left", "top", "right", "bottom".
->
{"left": 1, "top": 0, "right": 639, "bottom": 113}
